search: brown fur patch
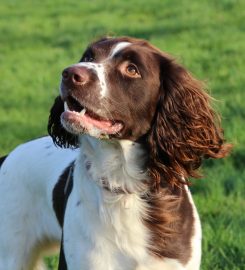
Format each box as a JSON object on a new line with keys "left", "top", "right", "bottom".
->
{"left": 142, "top": 185, "right": 194, "bottom": 264}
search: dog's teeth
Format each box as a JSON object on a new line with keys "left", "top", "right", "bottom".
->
{"left": 80, "top": 108, "right": 86, "bottom": 116}
{"left": 64, "top": 102, "right": 69, "bottom": 111}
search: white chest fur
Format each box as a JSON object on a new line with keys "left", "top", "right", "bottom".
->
{"left": 63, "top": 136, "right": 150, "bottom": 270}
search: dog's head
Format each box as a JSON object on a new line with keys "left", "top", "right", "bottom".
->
{"left": 49, "top": 37, "right": 164, "bottom": 142}
{"left": 48, "top": 36, "right": 231, "bottom": 187}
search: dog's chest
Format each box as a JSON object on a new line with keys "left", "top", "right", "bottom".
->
{"left": 62, "top": 138, "right": 149, "bottom": 268}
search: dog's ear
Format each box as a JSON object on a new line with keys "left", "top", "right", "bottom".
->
{"left": 147, "top": 54, "right": 232, "bottom": 189}
{"left": 48, "top": 96, "right": 79, "bottom": 148}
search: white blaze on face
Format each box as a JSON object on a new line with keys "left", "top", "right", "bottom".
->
{"left": 95, "top": 63, "right": 107, "bottom": 97}
{"left": 109, "top": 42, "right": 131, "bottom": 58}
{"left": 73, "top": 62, "right": 107, "bottom": 98}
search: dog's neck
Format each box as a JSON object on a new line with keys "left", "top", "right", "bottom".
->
{"left": 77, "top": 135, "right": 148, "bottom": 193}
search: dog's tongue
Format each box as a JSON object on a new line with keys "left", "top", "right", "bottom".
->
{"left": 62, "top": 110, "right": 123, "bottom": 134}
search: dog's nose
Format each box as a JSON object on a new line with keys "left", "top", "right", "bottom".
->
{"left": 62, "top": 66, "right": 89, "bottom": 86}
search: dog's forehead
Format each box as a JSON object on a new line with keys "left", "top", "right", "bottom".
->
{"left": 88, "top": 38, "right": 132, "bottom": 58}
{"left": 109, "top": 42, "right": 131, "bottom": 58}
{"left": 82, "top": 37, "right": 161, "bottom": 70}
{"left": 88, "top": 38, "right": 157, "bottom": 60}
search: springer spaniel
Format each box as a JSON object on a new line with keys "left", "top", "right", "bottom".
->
{"left": 0, "top": 37, "right": 231, "bottom": 270}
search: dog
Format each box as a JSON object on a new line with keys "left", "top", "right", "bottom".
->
{"left": 0, "top": 37, "right": 231, "bottom": 270}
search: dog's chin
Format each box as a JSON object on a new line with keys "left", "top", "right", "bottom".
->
{"left": 60, "top": 109, "right": 124, "bottom": 139}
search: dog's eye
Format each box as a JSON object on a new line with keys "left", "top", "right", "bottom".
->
{"left": 126, "top": 64, "right": 141, "bottom": 78}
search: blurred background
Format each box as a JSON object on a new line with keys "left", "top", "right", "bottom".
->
{"left": 0, "top": 0, "right": 244, "bottom": 269}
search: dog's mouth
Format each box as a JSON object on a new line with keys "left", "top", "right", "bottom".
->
{"left": 61, "top": 95, "right": 123, "bottom": 136}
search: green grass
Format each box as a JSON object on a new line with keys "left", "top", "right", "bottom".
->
{"left": 0, "top": 0, "right": 244, "bottom": 269}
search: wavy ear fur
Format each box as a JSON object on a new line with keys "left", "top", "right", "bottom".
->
{"left": 147, "top": 54, "right": 232, "bottom": 189}
{"left": 47, "top": 96, "right": 79, "bottom": 148}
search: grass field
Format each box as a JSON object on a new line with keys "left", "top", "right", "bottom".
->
{"left": 0, "top": 0, "right": 244, "bottom": 269}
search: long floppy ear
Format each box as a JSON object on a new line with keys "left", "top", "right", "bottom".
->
{"left": 147, "top": 54, "right": 232, "bottom": 189}
{"left": 47, "top": 96, "right": 79, "bottom": 148}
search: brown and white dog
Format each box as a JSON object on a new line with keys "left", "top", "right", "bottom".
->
{"left": 0, "top": 37, "right": 231, "bottom": 270}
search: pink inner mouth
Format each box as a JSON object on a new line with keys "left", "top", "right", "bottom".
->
{"left": 61, "top": 99, "right": 123, "bottom": 135}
